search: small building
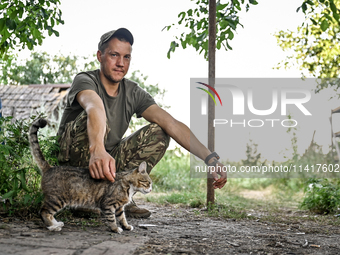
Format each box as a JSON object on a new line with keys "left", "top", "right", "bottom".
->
{"left": 0, "top": 84, "right": 70, "bottom": 122}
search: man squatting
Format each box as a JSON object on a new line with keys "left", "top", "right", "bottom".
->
{"left": 57, "top": 28, "right": 227, "bottom": 218}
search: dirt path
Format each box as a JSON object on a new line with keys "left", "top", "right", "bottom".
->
{"left": 0, "top": 198, "right": 339, "bottom": 255}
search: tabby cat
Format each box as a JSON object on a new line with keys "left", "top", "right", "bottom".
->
{"left": 29, "top": 118, "right": 152, "bottom": 233}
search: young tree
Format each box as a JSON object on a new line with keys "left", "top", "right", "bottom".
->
{"left": 165, "top": 0, "right": 258, "bottom": 205}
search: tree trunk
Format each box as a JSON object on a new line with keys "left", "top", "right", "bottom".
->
{"left": 207, "top": 0, "right": 216, "bottom": 206}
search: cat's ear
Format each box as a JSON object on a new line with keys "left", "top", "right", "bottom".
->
{"left": 138, "top": 161, "right": 147, "bottom": 174}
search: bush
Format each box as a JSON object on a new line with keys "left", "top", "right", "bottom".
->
{"left": 0, "top": 115, "right": 58, "bottom": 213}
{"left": 301, "top": 178, "right": 340, "bottom": 214}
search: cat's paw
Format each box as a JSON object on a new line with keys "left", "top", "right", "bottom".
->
{"left": 47, "top": 225, "right": 62, "bottom": 231}
{"left": 111, "top": 227, "right": 123, "bottom": 234}
{"left": 124, "top": 225, "right": 134, "bottom": 231}
{"left": 56, "top": 221, "right": 64, "bottom": 227}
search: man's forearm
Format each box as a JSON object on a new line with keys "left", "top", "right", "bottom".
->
{"left": 164, "top": 120, "right": 211, "bottom": 161}
{"left": 87, "top": 107, "right": 107, "bottom": 152}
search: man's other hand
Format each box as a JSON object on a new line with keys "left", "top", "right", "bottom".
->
{"left": 210, "top": 161, "right": 227, "bottom": 189}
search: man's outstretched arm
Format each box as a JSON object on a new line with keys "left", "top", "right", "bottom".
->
{"left": 142, "top": 104, "right": 227, "bottom": 189}
{"left": 77, "top": 90, "right": 116, "bottom": 182}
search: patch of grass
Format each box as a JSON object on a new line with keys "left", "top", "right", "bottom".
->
{"left": 148, "top": 149, "right": 305, "bottom": 214}
{"left": 150, "top": 148, "right": 203, "bottom": 192}
{"left": 206, "top": 203, "right": 256, "bottom": 220}
{"left": 147, "top": 191, "right": 206, "bottom": 208}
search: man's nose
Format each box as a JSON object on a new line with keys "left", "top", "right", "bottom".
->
{"left": 116, "top": 56, "right": 124, "bottom": 66}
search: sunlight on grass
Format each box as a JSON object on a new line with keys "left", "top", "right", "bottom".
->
{"left": 147, "top": 148, "right": 308, "bottom": 216}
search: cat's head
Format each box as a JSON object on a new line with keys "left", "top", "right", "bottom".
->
{"left": 130, "top": 161, "right": 152, "bottom": 194}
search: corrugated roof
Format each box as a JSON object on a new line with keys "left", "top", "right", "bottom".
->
{"left": 0, "top": 84, "right": 70, "bottom": 121}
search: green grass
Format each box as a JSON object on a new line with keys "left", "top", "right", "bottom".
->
{"left": 147, "top": 148, "right": 339, "bottom": 222}
{"left": 148, "top": 149, "right": 301, "bottom": 219}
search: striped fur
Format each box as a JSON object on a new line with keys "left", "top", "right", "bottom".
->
{"left": 29, "top": 119, "right": 152, "bottom": 233}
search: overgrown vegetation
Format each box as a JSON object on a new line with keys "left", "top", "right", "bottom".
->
{"left": 0, "top": 115, "right": 58, "bottom": 215}
{"left": 301, "top": 178, "right": 340, "bottom": 214}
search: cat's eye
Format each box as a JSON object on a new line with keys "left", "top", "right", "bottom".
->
{"left": 139, "top": 181, "right": 149, "bottom": 187}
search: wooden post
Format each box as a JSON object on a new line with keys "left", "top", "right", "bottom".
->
{"left": 207, "top": 0, "right": 216, "bottom": 206}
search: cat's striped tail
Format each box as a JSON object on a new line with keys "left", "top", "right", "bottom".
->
{"left": 29, "top": 119, "right": 51, "bottom": 174}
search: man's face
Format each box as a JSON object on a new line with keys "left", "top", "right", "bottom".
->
{"left": 97, "top": 37, "right": 132, "bottom": 85}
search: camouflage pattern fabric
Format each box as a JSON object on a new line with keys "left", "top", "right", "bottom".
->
{"left": 58, "top": 111, "right": 170, "bottom": 173}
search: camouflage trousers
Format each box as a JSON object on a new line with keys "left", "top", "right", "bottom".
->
{"left": 58, "top": 111, "right": 170, "bottom": 174}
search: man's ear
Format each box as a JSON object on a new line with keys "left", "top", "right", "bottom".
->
{"left": 97, "top": 50, "right": 102, "bottom": 63}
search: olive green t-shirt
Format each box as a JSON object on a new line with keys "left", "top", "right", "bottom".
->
{"left": 57, "top": 69, "right": 156, "bottom": 151}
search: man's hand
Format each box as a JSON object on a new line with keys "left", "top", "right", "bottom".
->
{"left": 210, "top": 161, "right": 227, "bottom": 189}
{"left": 89, "top": 146, "right": 116, "bottom": 182}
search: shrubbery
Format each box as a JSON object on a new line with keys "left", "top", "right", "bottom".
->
{"left": 0, "top": 115, "right": 58, "bottom": 214}
{"left": 301, "top": 178, "right": 340, "bottom": 214}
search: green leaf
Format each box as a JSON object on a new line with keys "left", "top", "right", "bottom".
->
{"left": 321, "top": 19, "right": 329, "bottom": 31}
{"left": 1, "top": 190, "right": 14, "bottom": 199}
{"left": 330, "top": 1, "right": 337, "bottom": 14}
{"left": 197, "top": 20, "right": 202, "bottom": 30}
{"left": 216, "top": 3, "right": 228, "bottom": 11}
{"left": 50, "top": 17, "right": 55, "bottom": 27}
{"left": 333, "top": 12, "right": 340, "bottom": 22}
{"left": 181, "top": 39, "right": 187, "bottom": 49}
{"left": 221, "top": 20, "right": 230, "bottom": 30}
{"left": 178, "top": 12, "right": 186, "bottom": 24}
{"left": 6, "top": 19, "right": 17, "bottom": 30}
{"left": 249, "top": 0, "right": 258, "bottom": 5}
{"left": 19, "top": 171, "right": 29, "bottom": 192}
{"left": 324, "top": 13, "right": 333, "bottom": 21}
{"left": 0, "top": 3, "right": 9, "bottom": 9}
{"left": 1, "top": 29, "right": 11, "bottom": 43}
{"left": 32, "top": 28, "right": 41, "bottom": 39}
{"left": 216, "top": 40, "right": 221, "bottom": 50}
{"left": 187, "top": 9, "right": 193, "bottom": 17}
{"left": 310, "top": 18, "right": 318, "bottom": 25}
{"left": 226, "top": 41, "right": 233, "bottom": 50}
{"left": 227, "top": 29, "right": 234, "bottom": 40}
{"left": 18, "top": 7, "right": 24, "bottom": 18}
{"left": 167, "top": 41, "right": 178, "bottom": 59}
{"left": 9, "top": 10, "right": 19, "bottom": 20}
{"left": 0, "top": 19, "right": 5, "bottom": 31}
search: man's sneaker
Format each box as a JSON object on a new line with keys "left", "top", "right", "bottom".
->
{"left": 125, "top": 200, "right": 151, "bottom": 218}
